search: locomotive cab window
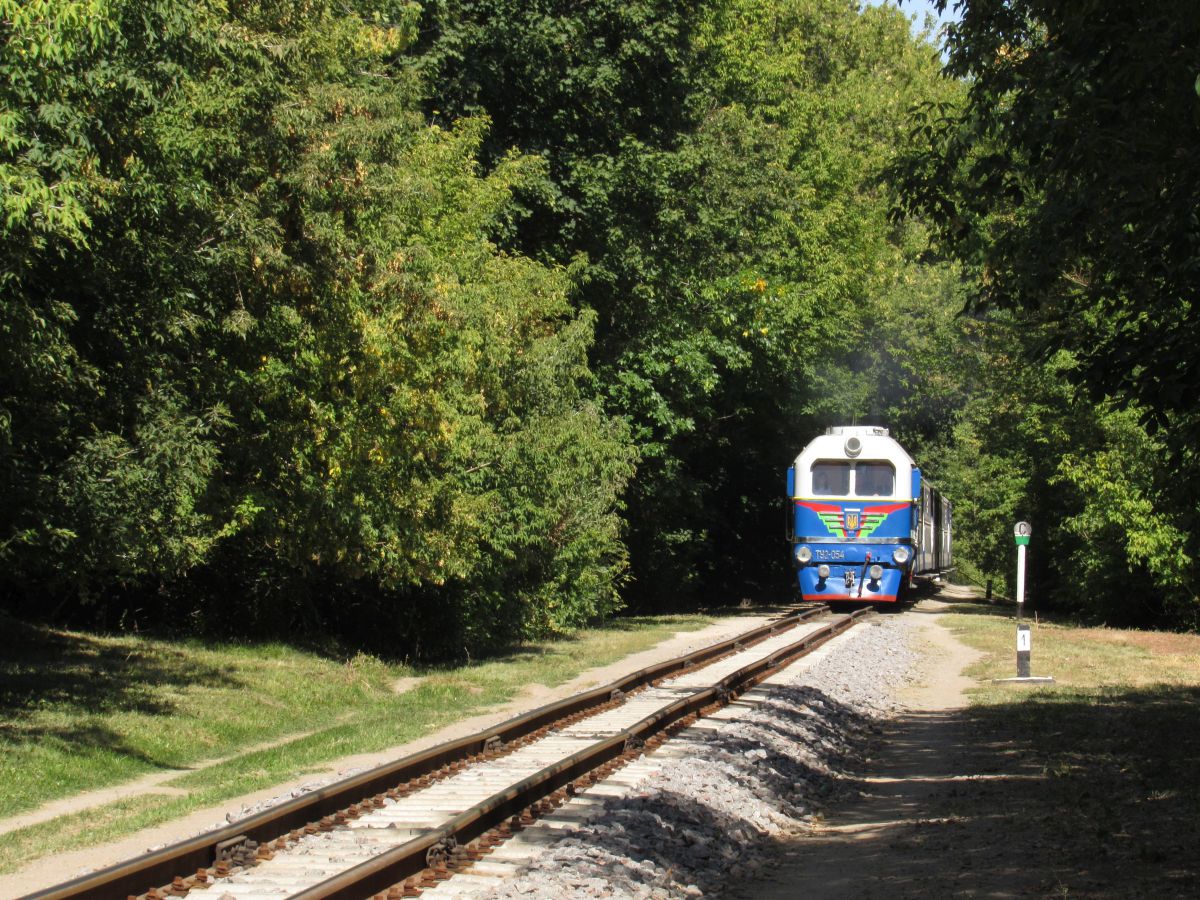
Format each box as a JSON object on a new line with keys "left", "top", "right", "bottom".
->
{"left": 811, "top": 461, "right": 851, "bottom": 496}
{"left": 854, "top": 462, "right": 895, "bottom": 497}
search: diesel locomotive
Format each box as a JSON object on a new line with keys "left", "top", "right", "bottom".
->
{"left": 786, "top": 426, "right": 952, "bottom": 603}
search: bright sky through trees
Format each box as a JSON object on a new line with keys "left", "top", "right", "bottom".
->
{"left": 866, "top": 0, "right": 959, "bottom": 42}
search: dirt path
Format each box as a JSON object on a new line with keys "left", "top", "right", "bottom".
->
{"left": 728, "top": 593, "right": 1014, "bottom": 899}
{"left": 1, "top": 612, "right": 776, "bottom": 898}
{"left": 729, "top": 588, "right": 1200, "bottom": 900}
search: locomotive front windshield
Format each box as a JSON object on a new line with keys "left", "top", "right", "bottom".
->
{"left": 811, "top": 462, "right": 851, "bottom": 496}
{"left": 854, "top": 462, "right": 894, "bottom": 496}
{"left": 810, "top": 461, "right": 895, "bottom": 497}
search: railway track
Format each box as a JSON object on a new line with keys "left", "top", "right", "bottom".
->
{"left": 27, "top": 604, "right": 868, "bottom": 900}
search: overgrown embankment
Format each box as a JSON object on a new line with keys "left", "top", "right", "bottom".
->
{"left": 0, "top": 610, "right": 714, "bottom": 874}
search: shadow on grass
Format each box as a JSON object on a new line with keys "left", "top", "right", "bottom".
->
{"left": 0, "top": 616, "right": 239, "bottom": 759}
{"left": 766, "top": 684, "right": 1200, "bottom": 898}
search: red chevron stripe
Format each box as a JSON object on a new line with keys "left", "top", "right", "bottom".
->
{"left": 796, "top": 501, "right": 843, "bottom": 513}
{"left": 863, "top": 502, "right": 909, "bottom": 515}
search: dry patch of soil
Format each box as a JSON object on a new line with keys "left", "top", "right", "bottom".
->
{"left": 390, "top": 675, "right": 423, "bottom": 694}
{"left": 1072, "top": 627, "right": 1200, "bottom": 657}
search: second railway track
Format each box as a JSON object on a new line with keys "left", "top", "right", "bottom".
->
{"left": 29, "top": 604, "right": 869, "bottom": 900}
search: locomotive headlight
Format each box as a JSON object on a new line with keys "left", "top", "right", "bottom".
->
{"left": 817, "top": 564, "right": 830, "bottom": 579}
{"left": 795, "top": 545, "right": 813, "bottom": 564}
{"left": 892, "top": 546, "right": 911, "bottom": 565}
{"left": 869, "top": 564, "right": 884, "bottom": 581}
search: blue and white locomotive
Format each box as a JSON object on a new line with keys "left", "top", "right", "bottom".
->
{"left": 786, "top": 426, "right": 952, "bottom": 603}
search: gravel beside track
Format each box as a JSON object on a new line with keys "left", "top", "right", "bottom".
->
{"left": 183, "top": 621, "right": 838, "bottom": 900}
{"left": 444, "top": 616, "right": 921, "bottom": 900}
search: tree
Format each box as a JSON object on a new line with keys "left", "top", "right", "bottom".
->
{"left": 416, "top": 0, "right": 955, "bottom": 604}
{"left": 0, "top": 0, "right": 635, "bottom": 654}
{"left": 0, "top": 1, "right": 245, "bottom": 596}
{"left": 891, "top": 0, "right": 1200, "bottom": 622}
{"left": 897, "top": 1, "right": 1200, "bottom": 411}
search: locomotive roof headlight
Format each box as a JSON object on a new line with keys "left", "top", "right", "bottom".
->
{"left": 869, "top": 564, "right": 884, "bottom": 581}
{"left": 892, "top": 546, "right": 911, "bottom": 564}
{"left": 817, "top": 564, "right": 831, "bottom": 579}
{"left": 795, "top": 545, "right": 813, "bottom": 564}
{"left": 844, "top": 436, "right": 862, "bottom": 457}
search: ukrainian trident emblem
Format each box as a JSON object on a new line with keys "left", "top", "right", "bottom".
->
{"left": 806, "top": 501, "right": 907, "bottom": 539}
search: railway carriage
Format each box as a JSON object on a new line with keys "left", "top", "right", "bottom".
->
{"left": 786, "top": 426, "right": 952, "bottom": 603}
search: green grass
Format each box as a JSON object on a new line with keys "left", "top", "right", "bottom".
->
{"left": 0, "top": 611, "right": 715, "bottom": 873}
{"left": 939, "top": 601, "right": 1200, "bottom": 894}
{"left": 943, "top": 601, "right": 1200, "bottom": 690}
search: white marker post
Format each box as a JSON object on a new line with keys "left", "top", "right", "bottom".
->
{"left": 1015, "top": 521, "right": 1030, "bottom": 610}
{"left": 995, "top": 521, "right": 1054, "bottom": 684}
{"left": 1014, "top": 521, "right": 1031, "bottom": 675}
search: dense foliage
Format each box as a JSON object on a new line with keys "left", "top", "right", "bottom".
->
{"left": 1, "top": 0, "right": 633, "bottom": 652}
{"left": 890, "top": 0, "right": 1200, "bottom": 626}
{"left": 415, "top": 0, "right": 954, "bottom": 605}
{"left": 2, "top": 0, "right": 1195, "bottom": 650}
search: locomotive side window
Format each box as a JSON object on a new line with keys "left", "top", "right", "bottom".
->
{"left": 854, "top": 462, "right": 895, "bottom": 497}
{"left": 811, "top": 461, "right": 851, "bottom": 496}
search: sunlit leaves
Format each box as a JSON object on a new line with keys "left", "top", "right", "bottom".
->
{"left": 891, "top": 0, "right": 1200, "bottom": 624}
{"left": 0, "top": 0, "right": 634, "bottom": 654}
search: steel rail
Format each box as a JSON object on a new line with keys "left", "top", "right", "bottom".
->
{"left": 291, "top": 607, "right": 869, "bottom": 900}
{"left": 26, "top": 606, "right": 829, "bottom": 900}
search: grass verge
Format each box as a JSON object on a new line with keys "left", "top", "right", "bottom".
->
{"left": 941, "top": 601, "right": 1200, "bottom": 896}
{"left": 0, "top": 611, "right": 717, "bottom": 874}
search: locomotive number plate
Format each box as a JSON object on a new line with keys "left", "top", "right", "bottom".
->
{"left": 814, "top": 549, "right": 845, "bottom": 561}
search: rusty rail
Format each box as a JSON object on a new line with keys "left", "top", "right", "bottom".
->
{"left": 293, "top": 607, "right": 869, "bottom": 899}
{"left": 26, "top": 606, "right": 830, "bottom": 900}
